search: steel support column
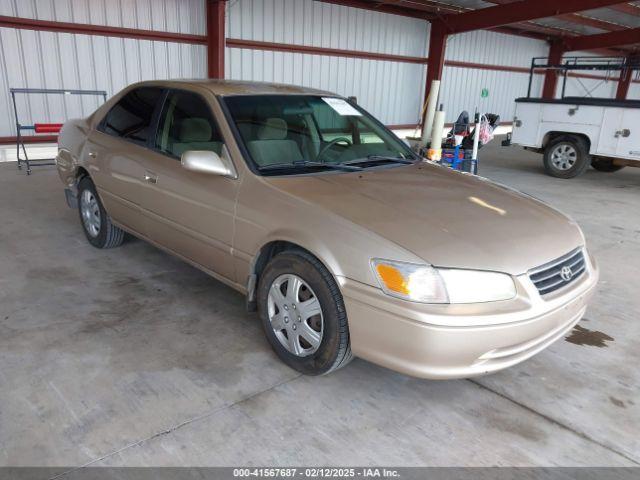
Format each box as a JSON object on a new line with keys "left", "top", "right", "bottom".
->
{"left": 423, "top": 22, "right": 447, "bottom": 123}
{"left": 207, "top": 0, "right": 225, "bottom": 79}
{"left": 542, "top": 41, "right": 564, "bottom": 99}
{"left": 616, "top": 59, "right": 632, "bottom": 100}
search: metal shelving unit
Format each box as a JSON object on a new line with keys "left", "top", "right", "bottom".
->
{"left": 10, "top": 87, "right": 107, "bottom": 174}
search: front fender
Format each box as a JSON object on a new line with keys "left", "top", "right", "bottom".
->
{"left": 253, "top": 228, "right": 346, "bottom": 279}
{"left": 245, "top": 223, "right": 424, "bottom": 305}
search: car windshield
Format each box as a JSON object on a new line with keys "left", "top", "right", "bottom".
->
{"left": 223, "top": 95, "right": 417, "bottom": 174}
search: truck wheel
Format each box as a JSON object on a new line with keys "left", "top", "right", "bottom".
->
{"left": 591, "top": 158, "right": 625, "bottom": 173}
{"left": 543, "top": 136, "right": 590, "bottom": 179}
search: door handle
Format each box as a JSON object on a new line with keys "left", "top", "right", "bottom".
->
{"left": 615, "top": 129, "right": 630, "bottom": 138}
{"left": 144, "top": 172, "right": 158, "bottom": 184}
{"left": 88, "top": 151, "right": 97, "bottom": 158}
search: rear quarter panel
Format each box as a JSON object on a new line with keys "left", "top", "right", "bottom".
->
{"left": 56, "top": 118, "right": 91, "bottom": 187}
{"left": 511, "top": 102, "right": 542, "bottom": 147}
{"left": 55, "top": 86, "right": 130, "bottom": 187}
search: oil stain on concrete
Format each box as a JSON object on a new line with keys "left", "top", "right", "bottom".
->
{"left": 609, "top": 397, "right": 626, "bottom": 408}
{"left": 565, "top": 324, "right": 614, "bottom": 348}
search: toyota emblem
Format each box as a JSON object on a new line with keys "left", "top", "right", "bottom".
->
{"left": 560, "top": 266, "right": 573, "bottom": 282}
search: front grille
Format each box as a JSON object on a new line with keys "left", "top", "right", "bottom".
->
{"left": 529, "top": 248, "right": 586, "bottom": 296}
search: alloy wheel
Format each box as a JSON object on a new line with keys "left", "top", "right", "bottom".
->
{"left": 267, "top": 273, "right": 324, "bottom": 357}
{"left": 551, "top": 144, "right": 577, "bottom": 171}
{"left": 80, "top": 189, "right": 101, "bottom": 238}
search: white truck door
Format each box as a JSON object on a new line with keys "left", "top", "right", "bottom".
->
{"left": 615, "top": 109, "right": 640, "bottom": 161}
{"left": 511, "top": 102, "right": 541, "bottom": 147}
{"left": 596, "top": 107, "right": 623, "bottom": 156}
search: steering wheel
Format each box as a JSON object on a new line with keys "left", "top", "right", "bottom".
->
{"left": 316, "top": 137, "right": 352, "bottom": 162}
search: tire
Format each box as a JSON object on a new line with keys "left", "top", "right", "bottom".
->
{"left": 543, "top": 136, "right": 590, "bottom": 179}
{"left": 591, "top": 158, "right": 625, "bottom": 173}
{"left": 77, "top": 177, "right": 125, "bottom": 249}
{"left": 257, "top": 250, "right": 352, "bottom": 375}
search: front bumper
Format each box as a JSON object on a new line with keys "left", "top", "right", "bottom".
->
{"left": 338, "top": 254, "right": 598, "bottom": 379}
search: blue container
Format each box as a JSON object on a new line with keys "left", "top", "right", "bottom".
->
{"left": 438, "top": 148, "right": 477, "bottom": 174}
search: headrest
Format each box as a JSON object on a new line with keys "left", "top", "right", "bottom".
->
{"left": 179, "top": 118, "right": 211, "bottom": 143}
{"left": 258, "top": 118, "right": 288, "bottom": 140}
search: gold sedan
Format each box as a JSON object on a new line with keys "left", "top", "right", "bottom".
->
{"left": 56, "top": 80, "right": 598, "bottom": 378}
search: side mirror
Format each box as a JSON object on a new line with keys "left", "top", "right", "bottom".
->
{"left": 181, "top": 150, "right": 234, "bottom": 177}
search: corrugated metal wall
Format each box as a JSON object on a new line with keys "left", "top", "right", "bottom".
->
{"left": 1, "top": 0, "right": 636, "bottom": 138}
{"left": 226, "top": 49, "right": 427, "bottom": 127}
{"left": 223, "top": 0, "right": 563, "bottom": 126}
{"left": 225, "top": 0, "right": 429, "bottom": 127}
{"left": 0, "top": 0, "right": 206, "bottom": 138}
{"left": 0, "top": 0, "right": 205, "bottom": 34}
{"left": 439, "top": 30, "right": 548, "bottom": 124}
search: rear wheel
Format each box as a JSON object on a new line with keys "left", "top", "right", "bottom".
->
{"left": 591, "top": 158, "right": 625, "bottom": 173}
{"left": 77, "top": 177, "right": 125, "bottom": 249}
{"left": 543, "top": 136, "right": 590, "bottom": 179}
{"left": 257, "top": 250, "right": 352, "bottom": 375}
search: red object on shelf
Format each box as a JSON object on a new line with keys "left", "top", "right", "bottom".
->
{"left": 34, "top": 123, "right": 63, "bottom": 134}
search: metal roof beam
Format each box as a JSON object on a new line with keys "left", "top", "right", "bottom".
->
{"left": 608, "top": 3, "right": 640, "bottom": 16}
{"left": 319, "top": 0, "right": 432, "bottom": 19}
{"left": 561, "top": 27, "right": 640, "bottom": 50}
{"left": 437, "top": 0, "right": 630, "bottom": 34}
{"left": 555, "top": 13, "right": 627, "bottom": 31}
{"left": 374, "top": 0, "right": 461, "bottom": 15}
{"left": 486, "top": 0, "right": 628, "bottom": 32}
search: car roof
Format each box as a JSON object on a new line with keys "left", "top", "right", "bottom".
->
{"left": 131, "top": 79, "right": 337, "bottom": 97}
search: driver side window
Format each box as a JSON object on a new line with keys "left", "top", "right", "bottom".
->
{"left": 155, "top": 90, "right": 223, "bottom": 159}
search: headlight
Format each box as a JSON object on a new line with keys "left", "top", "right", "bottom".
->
{"left": 372, "top": 259, "right": 449, "bottom": 303}
{"left": 371, "top": 259, "right": 516, "bottom": 304}
{"left": 437, "top": 268, "right": 516, "bottom": 303}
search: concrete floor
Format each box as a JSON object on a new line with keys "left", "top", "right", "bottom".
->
{"left": 1, "top": 139, "right": 639, "bottom": 469}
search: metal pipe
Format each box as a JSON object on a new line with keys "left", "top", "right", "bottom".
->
{"left": 10, "top": 87, "right": 107, "bottom": 96}
{"left": 421, "top": 80, "right": 440, "bottom": 145}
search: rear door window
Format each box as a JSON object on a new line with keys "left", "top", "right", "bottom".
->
{"left": 155, "top": 90, "right": 223, "bottom": 159}
{"left": 99, "top": 87, "right": 164, "bottom": 146}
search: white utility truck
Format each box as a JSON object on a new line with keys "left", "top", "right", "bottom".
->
{"left": 505, "top": 56, "right": 640, "bottom": 178}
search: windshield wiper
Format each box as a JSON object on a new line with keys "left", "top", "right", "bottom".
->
{"left": 257, "top": 161, "right": 362, "bottom": 172}
{"left": 342, "top": 155, "right": 415, "bottom": 166}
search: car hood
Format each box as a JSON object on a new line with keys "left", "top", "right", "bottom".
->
{"left": 263, "top": 162, "right": 584, "bottom": 275}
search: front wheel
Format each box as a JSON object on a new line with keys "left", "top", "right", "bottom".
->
{"left": 77, "top": 177, "right": 125, "bottom": 248}
{"left": 543, "top": 136, "right": 590, "bottom": 179}
{"left": 591, "top": 158, "right": 625, "bottom": 172}
{"left": 257, "top": 250, "right": 352, "bottom": 375}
